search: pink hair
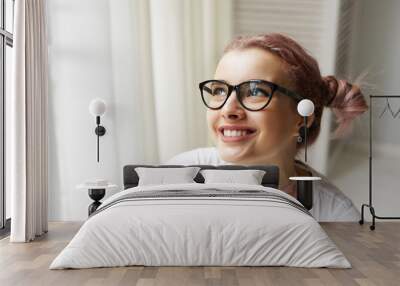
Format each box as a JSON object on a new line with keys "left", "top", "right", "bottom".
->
{"left": 223, "top": 33, "right": 368, "bottom": 148}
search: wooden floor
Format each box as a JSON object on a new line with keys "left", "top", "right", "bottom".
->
{"left": 0, "top": 222, "right": 399, "bottom": 286}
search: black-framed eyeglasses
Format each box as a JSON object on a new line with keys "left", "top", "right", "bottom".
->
{"left": 199, "top": 79, "right": 304, "bottom": 111}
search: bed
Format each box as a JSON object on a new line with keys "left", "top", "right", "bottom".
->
{"left": 49, "top": 165, "right": 350, "bottom": 269}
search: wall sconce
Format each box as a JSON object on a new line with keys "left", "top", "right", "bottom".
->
{"left": 297, "top": 99, "right": 314, "bottom": 163}
{"left": 89, "top": 98, "right": 106, "bottom": 162}
{"left": 289, "top": 99, "right": 321, "bottom": 210}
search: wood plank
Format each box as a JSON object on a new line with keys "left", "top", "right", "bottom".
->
{"left": 0, "top": 222, "right": 399, "bottom": 286}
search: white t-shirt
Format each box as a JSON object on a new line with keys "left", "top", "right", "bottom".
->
{"left": 165, "top": 147, "right": 360, "bottom": 222}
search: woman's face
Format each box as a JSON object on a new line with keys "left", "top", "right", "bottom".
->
{"left": 207, "top": 48, "right": 303, "bottom": 164}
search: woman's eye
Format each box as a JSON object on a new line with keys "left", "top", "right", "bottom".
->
{"left": 212, "top": 88, "right": 227, "bottom": 96}
{"left": 249, "top": 88, "right": 267, "bottom": 97}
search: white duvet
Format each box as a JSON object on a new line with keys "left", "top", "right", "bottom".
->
{"left": 50, "top": 183, "right": 350, "bottom": 269}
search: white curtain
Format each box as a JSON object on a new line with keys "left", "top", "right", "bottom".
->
{"left": 146, "top": 0, "right": 233, "bottom": 162}
{"left": 44, "top": 0, "right": 233, "bottom": 220}
{"left": 9, "top": 0, "right": 49, "bottom": 242}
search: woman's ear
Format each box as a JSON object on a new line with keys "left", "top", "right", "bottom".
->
{"left": 295, "top": 113, "right": 315, "bottom": 132}
{"left": 306, "top": 114, "right": 315, "bottom": 129}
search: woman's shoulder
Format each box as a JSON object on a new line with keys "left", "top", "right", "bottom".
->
{"left": 164, "top": 147, "right": 223, "bottom": 165}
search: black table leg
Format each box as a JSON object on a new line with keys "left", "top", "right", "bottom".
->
{"left": 88, "top": 188, "right": 105, "bottom": 216}
{"left": 296, "top": 180, "right": 313, "bottom": 210}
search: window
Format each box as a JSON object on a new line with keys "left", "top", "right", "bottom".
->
{"left": 0, "top": 0, "right": 14, "bottom": 235}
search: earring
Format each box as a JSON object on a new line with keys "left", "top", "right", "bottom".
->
{"left": 297, "top": 126, "right": 306, "bottom": 143}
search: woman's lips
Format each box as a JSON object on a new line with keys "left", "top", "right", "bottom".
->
{"left": 217, "top": 126, "right": 257, "bottom": 143}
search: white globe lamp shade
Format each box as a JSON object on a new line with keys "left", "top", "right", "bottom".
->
{"left": 89, "top": 98, "right": 106, "bottom": 117}
{"left": 297, "top": 99, "right": 314, "bottom": 117}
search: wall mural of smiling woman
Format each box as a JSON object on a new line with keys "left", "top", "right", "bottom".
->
{"left": 167, "top": 33, "right": 369, "bottom": 222}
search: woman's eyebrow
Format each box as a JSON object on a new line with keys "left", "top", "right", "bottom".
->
{"left": 213, "top": 79, "right": 230, "bottom": 84}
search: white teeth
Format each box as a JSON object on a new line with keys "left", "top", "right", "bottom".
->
{"left": 223, "top": 129, "right": 252, "bottom": 137}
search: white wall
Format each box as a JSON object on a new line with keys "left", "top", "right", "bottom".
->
{"left": 350, "top": 0, "right": 400, "bottom": 145}
{"left": 47, "top": 0, "right": 400, "bottom": 222}
{"left": 47, "top": 0, "right": 156, "bottom": 220}
{"left": 329, "top": 0, "right": 400, "bottom": 220}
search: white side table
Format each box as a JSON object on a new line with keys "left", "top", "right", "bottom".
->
{"left": 289, "top": 176, "right": 321, "bottom": 210}
{"left": 77, "top": 183, "right": 118, "bottom": 216}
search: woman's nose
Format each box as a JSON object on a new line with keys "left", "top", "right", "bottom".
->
{"left": 221, "top": 91, "right": 246, "bottom": 120}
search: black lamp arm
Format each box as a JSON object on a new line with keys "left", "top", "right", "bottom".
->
{"left": 304, "top": 116, "right": 307, "bottom": 162}
{"left": 94, "top": 116, "right": 106, "bottom": 162}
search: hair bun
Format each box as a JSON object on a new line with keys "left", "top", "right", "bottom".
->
{"left": 322, "top": 75, "right": 368, "bottom": 138}
{"left": 322, "top": 75, "right": 338, "bottom": 106}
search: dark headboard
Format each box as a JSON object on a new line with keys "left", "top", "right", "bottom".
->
{"left": 123, "top": 164, "right": 279, "bottom": 190}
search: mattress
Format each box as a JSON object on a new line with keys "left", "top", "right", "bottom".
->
{"left": 50, "top": 183, "right": 350, "bottom": 269}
